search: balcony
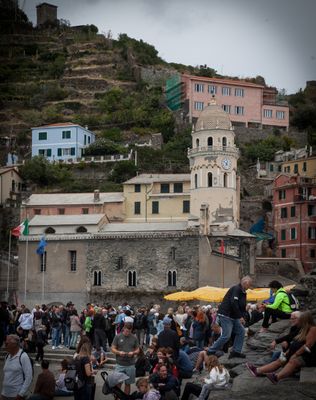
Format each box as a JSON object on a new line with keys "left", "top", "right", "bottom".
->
{"left": 188, "top": 145, "right": 239, "bottom": 157}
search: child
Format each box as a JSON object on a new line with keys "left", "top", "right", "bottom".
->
{"left": 198, "top": 356, "right": 230, "bottom": 400}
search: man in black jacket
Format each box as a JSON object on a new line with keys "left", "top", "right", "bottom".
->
{"left": 207, "top": 275, "right": 252, "bottom": 359}
{"left": 157, "top": 317, "right": 180, "bottom": 358}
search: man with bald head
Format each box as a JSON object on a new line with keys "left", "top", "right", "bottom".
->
{"left": 207, "top": 276, "right": 252, "bottom": 359}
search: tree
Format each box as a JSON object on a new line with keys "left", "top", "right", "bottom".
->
{"left": 109, "top": 161, "right": 137, "bottom": 183}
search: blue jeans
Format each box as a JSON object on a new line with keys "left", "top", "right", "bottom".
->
{"left": 208, "top": 314, "right": 245, "bottom": 354}
{"left": 62, "top": 324, "right": 70, "bottom": 347}
{"left": 52, "top": 326, "right": 61, "bottom": 348}
{"left": 70, "top": 331, "right": 80, "bottom": 349}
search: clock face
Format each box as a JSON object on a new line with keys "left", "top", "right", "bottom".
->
{"left": 221, "top": 158, "right": 231, "bottom": 170}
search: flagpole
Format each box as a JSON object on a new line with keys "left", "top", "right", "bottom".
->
{"left": 24, "top": 237, "right": 29, "bottom": 303}
{"left": 42, "top": 251, "right": 45, "bottom": 302}
{"left": 6, "top": 232, "right": 12, "bottom": 301}
{"left": 222, "top": 251, "right": 224, "bottom": 288}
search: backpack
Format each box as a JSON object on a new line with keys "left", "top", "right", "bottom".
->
{"left": 287, "top": 292, "right": 300, "bottom": 310}
{"left": 64, "top": 360, "right": 85, "bottom": 391}
{"left": 5, "top": 350, "right": 34, "bottom": 379}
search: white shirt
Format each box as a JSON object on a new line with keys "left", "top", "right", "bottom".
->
{"left": 204, "top": 366, "right": 230, "bottom": 388}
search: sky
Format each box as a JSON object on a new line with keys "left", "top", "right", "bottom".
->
{"left": 21, "top": 0, "right": 316, "bottom": 94}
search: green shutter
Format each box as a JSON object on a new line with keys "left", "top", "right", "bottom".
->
{"left": 47, "top": 149, "right": 52, "bottom": 157}
{"left": 71, "top": 147, "right": 75, "bottom": 156}
{"left": 57, "top": 148, "right": 62, "bottom": 156}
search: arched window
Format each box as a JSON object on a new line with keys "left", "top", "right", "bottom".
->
{"left": 45, "top": 227, "right": 55, "bottom": 234}
{"left": 167, "top": 270, "right": 177, "bottom": 287}
{"left": 127, "top": 270, "right": 137, "bottom": 287}
{"left": 222, "top": 137, "right": 227, "bottom": 148}
{"left": 196, "top": 138, "right": 199, "bottom": 148}
{"left": 208, "top": 172, "right": 213, "bottom": 187}
{"left": 93, "top": 270, "right": 102, "bottom": 286}
{"left": 223, "top": 173, "right": 228, "bottom": 188}
{"left": 207, "top": 137, "right": 213, "bottom": 146}
{"left": 194, "top": 174, "right": 198, "bottom": 189}
{"left": 76, "top": 226, "right": 87, "bottom": 233}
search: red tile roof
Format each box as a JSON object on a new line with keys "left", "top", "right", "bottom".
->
{"left": 32, "top": 122, "right": 78, "bottom": 129}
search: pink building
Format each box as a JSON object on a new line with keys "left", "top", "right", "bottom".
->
{"left": 21, "top": 190, "right": 124, "bottom": 222}
{"left": 273, "top": 174, "right": 316, "bottom": 272}
{"left": 180, "top": 74, "right": 289, "bottom": 130}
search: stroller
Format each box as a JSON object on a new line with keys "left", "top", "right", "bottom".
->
{"left": 101, "top": 371, "right": 131, "bottom": 400}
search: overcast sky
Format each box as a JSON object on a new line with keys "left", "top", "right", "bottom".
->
{"left": 21, "top": 0, "right": 316, "bottom": 94}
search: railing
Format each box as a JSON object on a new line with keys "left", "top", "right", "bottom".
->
{"left": 58, "top": 150, "right": 133, "bottom": 164}
{"left": 188, "top": 146, "right": 239, "bottom": 157}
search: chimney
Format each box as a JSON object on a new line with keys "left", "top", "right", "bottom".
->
{"left": 94, "top": 189, "right": 100, "bottom": 202}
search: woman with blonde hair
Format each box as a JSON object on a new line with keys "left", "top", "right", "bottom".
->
{"left": 246, "top": 311, "right": 316, "bottom": 384}
{"left": 74, "top": 342, "right": 96, "bottom": 400}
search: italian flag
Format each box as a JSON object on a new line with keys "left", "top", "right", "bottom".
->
{"left": 11, "top": 219, "right": 29, "bottom": 237}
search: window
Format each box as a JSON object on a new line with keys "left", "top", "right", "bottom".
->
{"left": 235, "top": 88, "right": 244, "bottom": 97}
{"left": 45, "top": 227, "right": 55, "bottom": 234}
{"left": 134, "top": 202, "right": 141, "bottom": 214}
{"left": 196, "top": 138, "right": 199, "bottom": 147}
{"left": 235, "top": 106, "right": 244, "bottom": 115}
{"left": 34, "top": 209, "right": 41, "bottom": 215}
{"left": 170, "top": 247, "right": 176, "bottom": 260}
{"left": 152, "top": 201, "right": 159, "bottom": 214}
{"left": 303, "top": 162, "right": 307, "bottom": 172}
{"left": 58, "top": 208, "right": 65, "bottom": 215}
{"left": 281, "top": 207, "right": 287, "bottom": 218}
{"left": 88, "top": 136, "right": 91, "bottom": 144}
{"left": 270, "top": 164, "right": 274, "bottom": 172}
{"left": 38, "top": 132, "right": 47, "bottom": 140}
{"left": 117, "top": 257, "right": 123, "bottom": 269}
{"left": 290, "top": 206, "right": 296, "bottom": 217}
{"left": 11, "top": 180, "right": 15, "bottom": 192}
{"left": 82, "top": 208, "right": 89, "bottom": 214}
{"left": 281, "top": 248, "right": 286, "bottom": 258}
{"left": 281, "top": 229, "right": 286, "bottom": 240}
{"left": 127, "top": 270, "right": 137, "bottom": 287}
{"left": 93, "top": 271, "right": 102, "bottom": 286}
{"left": 207, "top": 137, "right": 213, "bottom": 146}
{"left": 294, "top": 164, "right": 298, "bottom": 173}
{"left": 279, "top": 190, "right": 286, "bottom": 200}
{"left": 223, "top": 173, "right": 228, "bottom": 188}
{"left": 40, "top": 252, "right": 47, "bottom": 272}
{"left": 222, "top": 137, "right": 227, "bottom": 147}
{"left": 308, "top": 227, "right": 316, "bottom": 239}
{"left": 174, "top": 183, "right": 183, "bottom": 193}
{"left": 208, "top": 172, "right": 213, "bottom": 187}
{"left": 222, "top": 104, "right": 231, "bottom": 113}
{"left": 62, "top": 130, "right": 71, "bottom": 139}
{"left": 194, "top": 174, "right": 198, "bottom": 188}
{"left": 276, "top": 111, "right": 285, "bottom": 119}
{"left": 39, "top": 149, "right": 52, "bottom": 157}
{"left": 208, "top": 85, "right": 217, "bottom": 94}
{"left": 311, "top": 249, "right": 315, "bottom": 258}
{"left": 134, "top": 184, "right": 141, "bottom": 193}
{"left": 84, "top": 135, "right": 87, "bottom": 145}
{"left": 194, "top": 101, "right": 204, "bottom": 111}
{"left": 161, "top": 183, "right": 170, "bottom": 193}
{"left": 69, "top": 250, "right": 77, "bottom": 272}
{"left": 194, "top": 83, "right": 204, "bottom": 92}
{"left": 263, "top": 109, "right": 273, "bottom": 118}
{"left": 291, "top": 228, "right": 296, "bottom": 240}
{"left": 308, "top": 205, "right": 316, "bottom": 216}
{"left": 76, "top": 226, "right": 87, "bottom": 233}
{"left": 167, "top": 270, "right": 177, "bottom": 287}
{"left": 284, "top": 166, "right": 290, "bottom": 173}
{"left": 57, "top": 148, "right": 75, "bottom": 157}
{"left": 183, "top": 200, "right": 190, "bottom": 213}
{"left": 222, "top": 87, "right": 231, "bottom": 96}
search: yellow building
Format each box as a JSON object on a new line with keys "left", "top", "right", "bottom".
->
{"left": 282, "top": 156, "right": 316, "bottom": 177}
{"left": 0, "top": 167, "right": 23, "bottom": 206}
{"left": 123, "top": 174, "right": 191, "bottom": 222}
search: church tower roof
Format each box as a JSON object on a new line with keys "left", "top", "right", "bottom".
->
{"left": 195, "top": 99, "right": 232, "bottom": 131}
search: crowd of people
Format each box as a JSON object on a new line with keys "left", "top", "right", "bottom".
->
{"left": 1, "top": 276, "right": 315, "bottom": 400}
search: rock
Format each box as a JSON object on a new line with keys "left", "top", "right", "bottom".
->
{"left": 300, "top": 368, "right": 316, "bottom": 383}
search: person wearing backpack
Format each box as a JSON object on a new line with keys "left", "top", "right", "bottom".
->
{"left": 260, "top": 280, "right": 292, "bottom": 332}
{"left": 73, "top": 342, "right": 97, "bottom": 400}
{"left": 1, "top": 334, "right": 33, "bottom": 399}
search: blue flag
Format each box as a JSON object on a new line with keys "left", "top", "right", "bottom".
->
{"left": 36, "top": 236, "right": 47, "bottom": 255}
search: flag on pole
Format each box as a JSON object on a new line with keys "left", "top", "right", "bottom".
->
{"left": 220, "top": 239, "right": 225, "bottom": 255}
{"left": 36, "top": 236, "right": 47, "bottom": 255}
{"left": 11, "top": 219, "right": 29, "bottom": 237}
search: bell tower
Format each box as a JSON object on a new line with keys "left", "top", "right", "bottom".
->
{"left": 188, "top": 100, "right": 240, "bottom": 234}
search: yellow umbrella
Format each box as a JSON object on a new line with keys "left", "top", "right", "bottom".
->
{"left": 164, "top": 291, "right": 195, "bottom": 301}
{"left": 246, "top": 284, "right": 296, "bottom": 302}
{"left": 190, "top": 286, "right": 228, "bottom": 302}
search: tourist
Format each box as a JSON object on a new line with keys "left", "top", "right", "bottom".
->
{"left": 74, "top": 342, "right": 96, "bottom": 400}
{"left": 150, "top": 364, "right": 180, "bottom": 400}
{"left": 157, "top": 317, "right": 180, "bottom": 359}
{"left": 260, "top": 280, "right": 292, "bottom": 332}
{"left": 55, "top": 358, "right": 74, "bottom": 397}
{"left": 93, "top": 308, "right": 108, "bottom": 351}
{"left": 1, "top": 334, "right": 33, "bottom": 399}
{"left": 192, "top": 311, "right": 206, "bottom": 349}
{"left": 34, "top": 325, "right": 48, "bottom": 365}
{"left": 111, "top": 322, "right": 140, "bottom": 395}
{"left": 28, "top": 360, "right": 55, "bottom": 400}
{"left": 69, "top": 309, "right": 82, "bottom": 349}
{"left": 206, "top": 276, "right": 252, "bottom": 359}
{"left": 246, "top": 311, "right": 316, "bottom": 384}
